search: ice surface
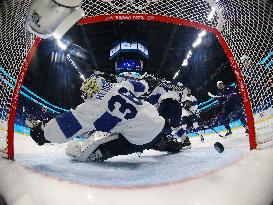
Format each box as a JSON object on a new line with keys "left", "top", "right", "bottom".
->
{"left": 0, "top": 127, "right": 272, "bottom": 205}
{"left": 13, "top": 127, "right": 250, "bottom": 187}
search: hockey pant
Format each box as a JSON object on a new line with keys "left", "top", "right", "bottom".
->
{"left": 180, "top": 115, "right": 200, "bottom": 133}
{"left": 158, "top": 99, "right": 182, "bottom": 134}
{"left": 219, "top": 104, "right": 247, "bottom": 131}
{"left": 101, "top": 134, "right": 155, "bottom": 157}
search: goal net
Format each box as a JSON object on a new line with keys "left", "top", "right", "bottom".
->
{"left": 0, "top": 0, "right": 272, "bottom": 159}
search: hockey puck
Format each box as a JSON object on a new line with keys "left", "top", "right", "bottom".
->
{"left": 214, "top": 142, "right": 224, "bottom": 153}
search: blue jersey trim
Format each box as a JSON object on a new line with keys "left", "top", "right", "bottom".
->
{"left": 94, "top": 112, "right": 122, "bottom": 132}
{"left": 129, "top": 80, "right": 145, "bottom": 93}
{"left": 56, "top": 111, "right": 82, "bottom": 139}
{"left": 176, "top": 128, "right": 185, "bottom": 138}
{"left": 147, "top": 94, "right": 161, "bottom": 105}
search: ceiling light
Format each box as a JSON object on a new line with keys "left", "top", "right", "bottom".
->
{"left": 186, "top": 50, "right": 192, "bottom": 59}
{"left": 192, "top": 37, "right": 202, "bottom": 48}
{"left": 173, "top": 70, "right": 180, "bottom": 79}
{"left": 56, "top": 39, "right": 68, "bottom": 50}
{"left": 80, "top": 74, "right": 85, "bottom": 80}
{"left": 198, "top": 31, "right": 207, "bottom": 38}
{"left": 182, "top": 59, "right": 188, "bottom": 66}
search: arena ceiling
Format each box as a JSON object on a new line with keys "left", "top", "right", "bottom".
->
{"left": 23, "top": 20, "right": 235, "bottom": 109}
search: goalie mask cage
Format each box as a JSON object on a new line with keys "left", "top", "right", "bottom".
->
{"left": 0, "top": 0, "right": 272, "bottom": 160}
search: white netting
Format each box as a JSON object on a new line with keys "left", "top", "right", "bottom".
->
{"left": 81, "top": 0, "right": 273, "bottom": 147}
{"left": 0, "top": 0, "right": 36, "bottom": 158}
{"left": 0, "top": 0, "right": 272, "bottom": 158}
{"left": 216, "top": 0, "right": 273, "bottom": 147}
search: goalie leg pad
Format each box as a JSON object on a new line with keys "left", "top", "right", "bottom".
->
{"left": 71, "top": 133, "right": 155, "bottom": 162}
{"left": 76, "top": 133, "right": 119, "bottom": 162}
{"left": 65, "top": 140, "right": 83, "bottom": 159}
{"left": 97, "top": 134, "right": 145, "bottom": 158}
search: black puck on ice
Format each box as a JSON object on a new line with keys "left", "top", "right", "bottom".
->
{"left": 214, "top": 142, "right": 224, "bottom": 153}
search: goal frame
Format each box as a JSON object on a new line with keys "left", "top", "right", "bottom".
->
{"left": 6, "top": 13, "right": 257, "bottom": 160}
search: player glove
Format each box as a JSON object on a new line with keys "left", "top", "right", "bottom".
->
{"left": 29, "top": 122, "right": 50, "bottom": 145}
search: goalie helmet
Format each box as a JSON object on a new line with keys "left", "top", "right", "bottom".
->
{"left": 80, "top": 75, "right": 106, "bottom": 99}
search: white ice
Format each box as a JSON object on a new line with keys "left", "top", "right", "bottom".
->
{"left": 0, "top": 126, "right": 272, "bottom": 205}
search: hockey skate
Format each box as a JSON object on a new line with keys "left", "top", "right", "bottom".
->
{"left": 243, "top": 126, "right": 249, "bottom": 134}
{"left": 200, "top": 135, "right": 205, "bottom": 143}
{"left": 225, "top": 129, "right": 232, "bottom": 137}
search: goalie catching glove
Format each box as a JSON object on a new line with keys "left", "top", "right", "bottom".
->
{"left": 152, "top": 133, "right": 182, "bottom": 153}
{"left": 25, "top": 119, "right": 50, "bottom": 145}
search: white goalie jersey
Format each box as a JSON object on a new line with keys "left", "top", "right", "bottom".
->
{"left": 44, "top": 79, "right": 165, "bottom": 146}
{"left": 147, "top": 85, "right": 181, "bottom": 109}
{"left": 181, "top": 95, "right": 198, "bottom": 117}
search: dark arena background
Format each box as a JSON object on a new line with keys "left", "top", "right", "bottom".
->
{"left": 0, "top": 1, "right": 272, "bottom": 205}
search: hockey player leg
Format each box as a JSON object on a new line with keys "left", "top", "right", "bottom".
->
{"left": 96, "top": 134, "right": 148, "bottom": 159}
{"left": 175, "top": 119, "right": 192, "bottom": 148}
{"left": 192, "top": 122, "right": 204, "bottom": 142}
{"left": 237, "top": 109, "right": 249, "bottom": 133}
{"left": 222, "top": 115, "right": 232, "bottom": 136}
{"left": 219, "top": 110, "right": 232, "bottom": 136}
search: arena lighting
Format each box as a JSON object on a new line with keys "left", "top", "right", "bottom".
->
{"left": 198, "top": 30, "right": 207, "bottom": 38}
{"left": 192, "top": 37, "right": 202, "bottom": 48}
{"left": 207, "top": 7, "right": 216, "bottom": 21}
{"left": 66, "top": 54, "right": 85, "bottom": 81}
{"left": 180, "top": 7, "right": 214, "bottom": 67}
{"left": 186, "top": 50, "right": 192, "bottom": 59}
{"left": 52, "top": 33, "right": 61, "bottom": 40}
{"left": 182, "top": 59, "right": 188, "bottom": 66}
{"left": 53, "top": 33, "right": 70, "bottom": 50}
{"left": 56, "top": 39, "right": 69, "bottom": 50}
{"left": 80, "top": 74, "right": 85, "bottom": 80}
{"left": 173, "top": 70, "right": 180, "bottom": 79}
